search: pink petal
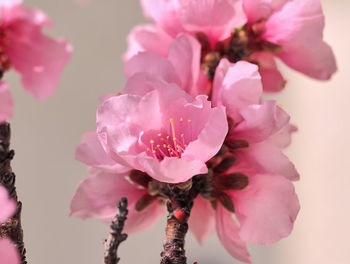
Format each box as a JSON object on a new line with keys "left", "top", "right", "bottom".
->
{"left": 188, "top": 196, "right": 215, "bottom": 245}
{"left": 262, "top": 0, "right": 337, "bottom": 80}
{"left": 0, "top": 81, "right": 13, "bottom": 123}
{"left": 124, "top": 24, "right": 172, "bottom": 61}
{"left": 215, "top": 203, "right": 251, "bottom": 263}
{"left": 136, "top": 153, "right": 208, "bottom": 183}
{"left": 179, "top": 0, "right": 247, "bottom": 42}
{"left": 212, "top": 59, "right": 262, "bottom": 122}
{"left": 75, "top": 131, "right": 116, "bottom": 168}
{"left": 0, "top": 185, "right": 16, "bottom": 224}
{"left": 234, "top": 100, "right": 290, "bottom": 143}
{"left": 231, "top": 173, "right": 300, "bottom": 244}
{"left": 184, "top": 95, "right": 228, "bottom": 163}
{"left": 250, "top": 52, "right": 286, "bottom": 92}
{"left": 0, "top": 238, "right": 20, "bottom": 264}
{"left": 140, "top": 0, "right": 185, "bottom": 37}
{"left": 238, "top": 141, "right": 299, "bottom": 180}
{"left": 268, "top": 123, "right": 298, "bottom": 148}
{"left": 124, "top": 52, "right": 181, "bottom": 87}
{"left": 70, "top": 170, "right": 141, "bottom": 220}
{"left": 168, "top": 34, "right": 207, "bottom": 97}
{"left": 0, "top": 0, "right": 22, "bottom": 9}
{"left": 243, "top": 0, "right": 290, "bottom": 23}
{"left": 125, "top": 200, "right": 164, "bottom": 234}
{"left": 4, "top": 10, "right": 72, "bottom": 100}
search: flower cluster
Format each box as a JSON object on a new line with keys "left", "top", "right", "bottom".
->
{"left": 0, "top": 185, "right": 19, "bottom": 264}
{"left": 71, "top": 0, "right": 336, "bottom": 262}
{"left": 0, "top": 0, "right": 72, "bottom": 123}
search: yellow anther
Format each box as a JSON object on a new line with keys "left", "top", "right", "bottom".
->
{"left": 180, "top": 134, "right": 184, "bottom": 138}
{"left": 150, "top": 140, "right": 155, "bottom": 144}
{"left": 180, "top": 117, "right": 184, "bottom": 122}
{"left": 158, "top": 133, "right": 162, "bottom": 137}
{"left": 188, "top": 119, "right": 192, "bottom": 123}
{"left": 157, "top": 145, "right": 160, "bottom": 148}
{"left": 146, "top": 148, "right": 151, "bottom": 151}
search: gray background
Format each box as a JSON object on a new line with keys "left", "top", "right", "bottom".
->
{"left": 7, "top": 0, "right": 350, "bottom": 263}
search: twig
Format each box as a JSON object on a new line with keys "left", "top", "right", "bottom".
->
{"left": 104, "top": 197, "right": 129, "bottom": 264}
{"left": 0, "top": 122, "right": 27, "bottom": 264}
{"left": 160, "top": 180, "right": 199, "bottom": 264}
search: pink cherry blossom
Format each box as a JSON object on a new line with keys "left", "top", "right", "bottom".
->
{"left": 186, "top": 59, "right": 299, "bottom": 262}
{"left": 0, "top": 81, "right": 13, "bottom": 123}
{"left": 243, "top": 0, "right": 337, "bottom": 88}
{"left": 0, "top": 238, "right": 20, "bottom": 264}
{"left": 97, "top": 74, "right": 228, "bottom": 183}
{"left": 71, "top": 131, "right": 164, "bottom": 233}
{"left": 0, "top": 0, "right": 72, "bottom": 100}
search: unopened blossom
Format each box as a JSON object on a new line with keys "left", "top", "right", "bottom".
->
{"left": 0, "top": 184, "right": 19, "bottom": 264}
{"left": 126, "top": 0, "right": 336, "bottom": 92}
{"left": 0, "top": 81, "right": 12, "bottom": 122}
{"left": 97, "top": 74, "right": 228, "bottom": 183}
{"left": 186, "top": 59, "right": 300, "bottom": 262}
{"left": 0, "top": 0, "right": 72, "bottom": 100}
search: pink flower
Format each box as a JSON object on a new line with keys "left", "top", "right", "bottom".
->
{"left": 97, "top": 74, "right": 228, "bottom": 183}
{"left": 0, "top": 1, "right": 72, "bottom": 100}
{"left": 0, "top": 185, "right": 19, "bottom": 264}
{"left": 0, "top": 81, "right": 13, "bottom": 123}
{"left": 70, "top": 131, "right": 165, "bottom": 233}
{"left": 0, "top": 238, "right": 20, "bottom": 264}
{"left": 126, "top": 0, "right": 336, "bottom": 92}
{"left": 242, "top": 0, "right": 337, "bottom": 91}
{"left": 187, "top": 59, "right": 300, "bottom": 262}
{"left": 124, "top": 0, "right": 246, "bottom": 61}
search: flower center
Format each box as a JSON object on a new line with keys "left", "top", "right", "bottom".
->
{"left": 146, "top": 117, "right": 193, "bottom": 161}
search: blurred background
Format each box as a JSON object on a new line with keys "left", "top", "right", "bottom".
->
{"left": 7, "top": 0, "right": 349, "bottom": 263}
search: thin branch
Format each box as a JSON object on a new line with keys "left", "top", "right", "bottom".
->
{"left": 0, "top": 122, "right": 27, "bottom": 264}
{"left": 104, "top": 197, "right": 129, "bottom": 264}
{"left": 160, "top": 179, "right": 200, "bottom": 264}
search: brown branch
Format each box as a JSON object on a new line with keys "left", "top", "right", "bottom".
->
{"left": 0, "top": 122, "right": 27, "bottom": 264}
{"left": 160, "top": 180, "right": 200, "bottom": 264}
{"left": 104, "top": 197, "right": 129, "bottom": 264}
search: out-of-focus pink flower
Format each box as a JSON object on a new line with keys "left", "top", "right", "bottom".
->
{"left": 70, "top": 131, "right": 165, "bottom": 233}
{"left": 0, "top": 81, "right": 13, "bottom": 123}
{"left": 243, "top": 0, "right": 337, "bottom": 89}
{"left": 0, "top": 0, "right": 72, "bottom": 100}
{"left": 0, "top": 238, "right": 20, "bottom": 264}
{"left": 97, "top": 74, "right": 228, "bottom": 183}
{"left": 0, "top": 185, "right": 19, "bottom": 264}
{"left": 187, "top": 60, "right": 299, "bottom": 262}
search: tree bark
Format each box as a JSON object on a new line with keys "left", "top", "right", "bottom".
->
{"left": 0, "top": 122, "right": 27, "bottom": 264}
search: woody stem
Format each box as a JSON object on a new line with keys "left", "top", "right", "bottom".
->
{"left": 160, "top": 184, "right": 198, "bottom": 264}
{"left": 0, "top": 122, "right": 27, "bottom": 264}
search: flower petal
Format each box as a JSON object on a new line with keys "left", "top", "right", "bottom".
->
{"left": 238, "top": 141, "right": 299, "bottom": 180}
{"left": 124, "top": 24, "right": 172, "bottom": 61}
{"left": 250, "top": 52, "right": 286, "bottom": 92}
{"left": 262, "top": 0, "right": 337, "bottom": 80}
{"left": 2, "top": 7, "right": 72, "bottom": 100}
{"left": 188, "top": 196, "right": 215, "bottom": 245}
{"left": 213, "top": 60, "right": 262, "bottom": 122}
{"left": 243, "top": 0, "right": 290, "bottom": 23}
{"left": 0, "top": 82, "right": 13, "bottom": 123}
{"left": 231, "top": 173, "right": 300, "bottom": 244}
{"left": 0, "top": 238, "right": 20, "bottom": 264}
{"left": 168, "top": 34, "right": 207, "bottom": 97}
{"left": 215, "top": 203, "right": 251, "bottom": 263}
{"left": 234, "top": 100, "right": 290, "bottom": 143}
{"left": 0, "top": 185, "right": 16, "bottom": 224}
{"left": 184, "top": 95, "right": 228, "bottom": 162}
{"left": 179, "top": 0, "right": 247, "bottom": 42}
